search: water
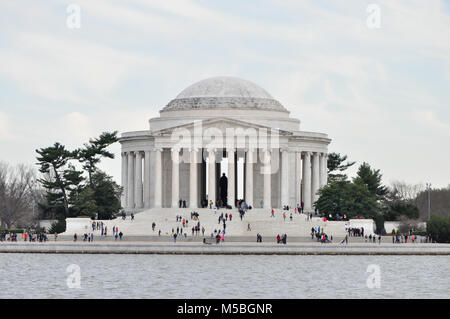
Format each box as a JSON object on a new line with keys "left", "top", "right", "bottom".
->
{"left": 0, "top": 253, "right": 449, "bottom": 299}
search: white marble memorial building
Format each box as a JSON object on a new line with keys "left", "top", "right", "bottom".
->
{"left": 120, "top": 77, "right": 331, "bottom": 212}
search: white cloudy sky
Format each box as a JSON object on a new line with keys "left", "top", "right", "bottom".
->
{"left": 0, "top": 0, "right": 449, "bottom": 188}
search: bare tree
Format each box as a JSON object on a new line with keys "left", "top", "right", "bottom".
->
{"left": 389, "top": 181, "right": 424, "bottom": 204}
{"left": 0, "top": 162, "right": 37, "bottom": 229}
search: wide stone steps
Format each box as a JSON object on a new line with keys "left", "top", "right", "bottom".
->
{"left": 64, "top": 207, "right": 373, "bottom": 238}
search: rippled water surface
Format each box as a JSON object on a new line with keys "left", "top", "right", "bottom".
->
{"left": 0, "top": 254, "right": 449, "bottom": 298}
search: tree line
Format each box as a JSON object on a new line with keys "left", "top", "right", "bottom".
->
{"left": 316, "top": 152, "right": 450, "bottom": 239}
{"left": 0, "top": 131, "right": 121, "bottom": 232}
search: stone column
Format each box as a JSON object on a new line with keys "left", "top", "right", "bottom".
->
{"left": 121, "top": 152, "right": 128, "bottom": 208}
{"left": 323, "top": 153, "right": 328, "bottom": 186}
{"left": 263, "top": 149, "right": 271, "bottom": 209}
{"left": 227, "top": 148, "right": 235, "bottom": 208}
{"left": 281, "top": 149, "right": 289, "bottom": 207}
{"left": 319, "top": 153, "right": 326, "bottom": 188}
{"left": 154, "top": 148, "right": 162, "bottom": 208}
{"left": 245, "top": 149, "right": 254, "bottom": 206}
{"left": 208, "top": 148, "right": 216, "bottom": 207}
{"left": 312, "top": 152, "right": 320, "bottom": 205}
{"left": 134, "top": 151, "right": 143, "bottom": 209}
{"left": 144, "top": 151, "right": 151, "bottom": 208}
{"left": 302, "top": 152, "right": 312, "bottom": 212}
{"left": 189, "top": 148, "right": 198, "bottom": 208}
{"left": 127, "top": 152, "right": 135, "bottom": 210}
{"left": 295, "top": 150, "right": 302, "bottom": 207}
{"left": 171, "top": 148, "right": 180, "bottom": 208}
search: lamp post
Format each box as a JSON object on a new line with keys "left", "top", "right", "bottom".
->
{"left": 426, "top": 183, "right": 432, "bottom": 221}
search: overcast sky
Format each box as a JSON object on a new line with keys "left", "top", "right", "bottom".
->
{"left": 0, "top": 0, "right": 449, "bottom": 189}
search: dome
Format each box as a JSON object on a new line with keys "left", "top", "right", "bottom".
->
{"left": 162, "top": 76, "right": 287, "bottom": 112}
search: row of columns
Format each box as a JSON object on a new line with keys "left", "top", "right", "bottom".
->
{"left": 121, "top": 148, "right": 327, "bottom": 211}
{"left": 280, "top": 150, "right": 328, "bottom": 212}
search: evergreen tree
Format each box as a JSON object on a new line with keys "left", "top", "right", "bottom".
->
{"left": 327, "top": 152, "right": 355, "bottom": 182}
{"left": 70, "top": 171, "right": 121, "bottom": 219}
{"left": 315, "top": 180, "right": 380, "bottom": 219}
{"left": 353, "top": 162, "right": 388, "bottom": 200}
{"left": 70, "top": 187, "right": 97, "bottom": 218}
{"left": 91, "top": 171, "right": 122, "bottom": 219}
{"left": 36, "top": 132, "right": 121, "bottom": 220}
{"left": 36, "top": 143, "right": 82, "bottom": 218}
{"left": 76, "top": 131, "right": 118, "bottom": 186}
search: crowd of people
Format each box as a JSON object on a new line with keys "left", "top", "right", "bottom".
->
{"left": 0, "top": 231, "right": 49, "bottom": 242}
{"left": 392, "top": 234, "right": 430, "bottom": 244}
{"left": 345, "top": 225, "right": 365, "bottom": 237}
{"left": 3, "top": 204, "right": 437, "bottom": 247}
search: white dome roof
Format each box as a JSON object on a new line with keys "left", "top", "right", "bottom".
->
{"left": 176, "top": 76, "right": 273, "bottom": 99}
{"left": 162, "top": 76, "right": 287, "bottom": 112}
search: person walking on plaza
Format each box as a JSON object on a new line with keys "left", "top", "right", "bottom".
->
{"left": 271, "top": 209, "right": 275, "bottom": 218}
{"left": 256, "top": 233, "right": 262, "bottom": 243}
{"left": 119, "top": 232, "right": 123, "bottom": 240}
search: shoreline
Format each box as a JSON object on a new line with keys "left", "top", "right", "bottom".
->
{"left": 1, "top": 241, "right": 450, "bottom": 255}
